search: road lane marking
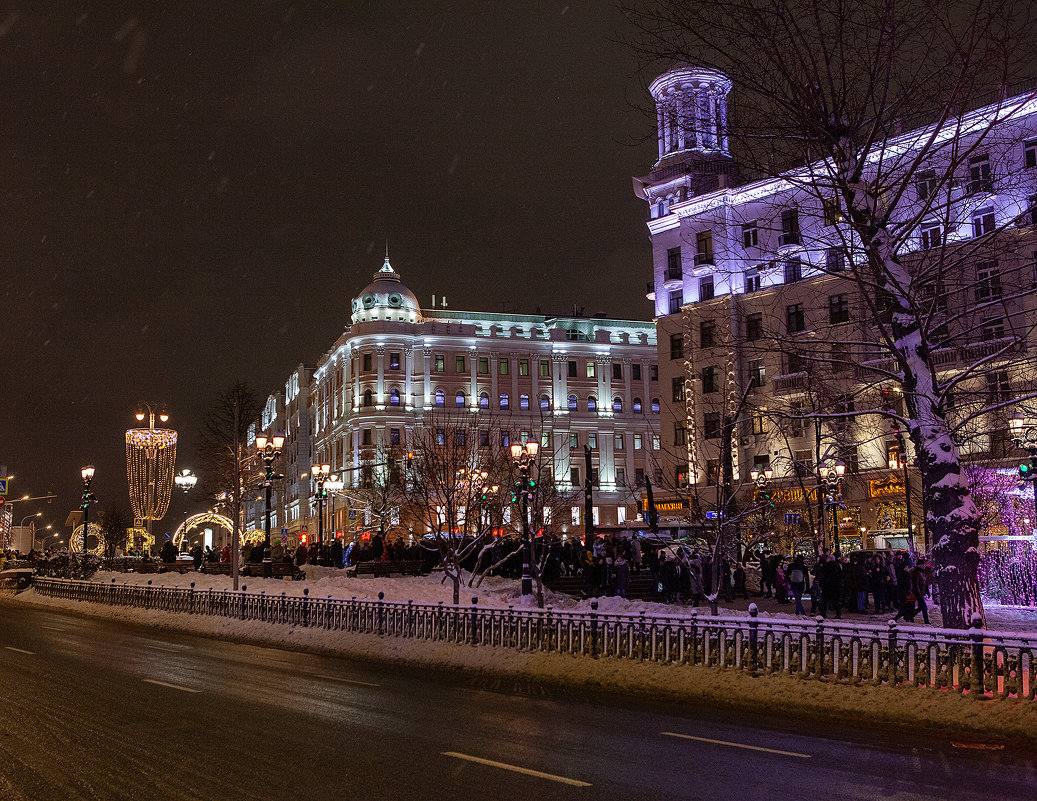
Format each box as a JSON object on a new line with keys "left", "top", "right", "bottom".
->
{"left": 661, "top": 732, "right": 811, "bottom": 759}
{"left": 442, "top": 752, "right": 591, "bottom": 787}
{"left": 142, "top": 679, "right": 201, "bottom": 694}
{"left": 41, "top": 626, "right": 66, "bottom": 632}
{"left": 4, "top": 646, "right": 34, "bottom": 655}
{"left": 315, "top": 675, "right": 381, "bottom": 687}
{"left": 142, "top": 644, "right": 184, "bottom": 653}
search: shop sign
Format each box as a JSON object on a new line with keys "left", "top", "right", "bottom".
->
{"left": 640, "top": 498, "right": 688, "bottom": 512}
{"left": 869, "top": 476, "right": 905, "bottom": 498}
{"left": 769, "top": 487, "right": 818, "bottom": 504}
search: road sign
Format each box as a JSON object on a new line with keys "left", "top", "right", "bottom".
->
{"left": 785, "top": 512, "right": 801, "bottom": 526}
{"left": 281, "top": 528, "right": 288, "bottom": 536}
{"left": 134, "top": 518, "right": 144, "bottom": 528}
{"left": 0, "top": 497, "right": 5, "bottom": 509}
{"left": 0, "top": 479, "right": 7, "bottom": 495}
{"left": 348, "top": 509, "right": 358, "bottom": 521}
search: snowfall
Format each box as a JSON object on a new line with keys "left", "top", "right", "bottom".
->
{"left": 7, "top": 568, "right": 1037, "bottom": 744}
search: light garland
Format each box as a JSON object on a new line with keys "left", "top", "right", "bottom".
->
{"left": 125, "top": 427, "right": 177, "bottom": 520}
{"left": 171, "top": 512, "right": 262, "bottom": 549}
{"left": 70, "top": 523, "right": 103, "bottom": 555}
{"left": 125, "top": 527, "right": 153, "bottom": 552}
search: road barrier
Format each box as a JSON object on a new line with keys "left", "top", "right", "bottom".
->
{"left": 31, "top": 577, "right": 1037, "bottom": 700}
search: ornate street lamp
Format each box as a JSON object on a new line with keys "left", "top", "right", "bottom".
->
{"left": 510, "top": 440, "right": 539, "bottom": 596}
{"left": 818, "top": 460, "right": 846, "bottom": 557}
{"left": 254, "top": 434, "right": 285, "bottom": 550}
{"left": 174, "top": 469, "right": 197, "bottom": 552}
{"left": 312, "top": 462, "right": 332, "bottom": 546}
{"left": 80, "top": 466, "right": 96, "bottom": 554}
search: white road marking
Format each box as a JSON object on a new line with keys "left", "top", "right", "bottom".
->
{"left": 314, "top": 674, "right": 381, "bottom": 687}
{"left": 661, "top": 732, "right": 812, "bottom": 759}
{"left": 41, "top": 626, "right": 66, "bottom": 632}
{"left": 142, "top": 644, "right": 183, "bottom": 653}
{"left": 442, "top": 752, "right": 592, "bottom": 787}
{"left": 4, "top": 646, "right": 34, "bottom": 655}
{"left": 142, "top": 679, "right": 201, "bottom": 693}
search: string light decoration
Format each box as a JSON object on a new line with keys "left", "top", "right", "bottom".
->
{"left": 171, "top": 512, "right": 263, "bottom": 549}
{"left": 70, "top": 523, "right": 103, "bottom": 555}
{"left": 125, "top": 404, "right": 177, "bottom": 523}
{"left": 125, "top": 527, "right": 153, "bottom": 553}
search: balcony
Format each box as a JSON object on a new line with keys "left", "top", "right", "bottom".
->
{"left": 662, "top": 266, "right": 684, "bottom": 289}
{"left": 694, "top": 251, "right": 715, "bottom": 267}
{"left": 645, "top": 281, "right": 656, "bottom": 301}
{"left": 773, "top": 372, "right": 807, "bottom": 394}
{"left": 778, "top": 232, "right": 801, "bottom": 247}
{"left": 963, "top": 336, "right": 1022, "bottom": 363}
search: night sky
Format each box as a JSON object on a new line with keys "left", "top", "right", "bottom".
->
{"left": 1, "top": 3, "right": 657, "bottom": 535}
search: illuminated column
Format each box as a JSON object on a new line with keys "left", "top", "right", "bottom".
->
{"left": 530, "top": 351, "right": 540, "bottom": 403}
{"left": 404, "top": 346, "right": 414, "bottom": 410}
{"left": 469, "top": 347, "right": 477, "bottom": 407}
{"left": 376, "top": 346, "right": 385, "bottom": 405}
{"left": 423, "top": 347, "right": 432, "bottom": 409}
{"left": 552, "top": 353, "right": 567, "bottom": 412}
{"left": 489, "top": 351, "right": 499, "bottom": 410}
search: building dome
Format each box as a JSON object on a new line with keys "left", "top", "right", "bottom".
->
{"left": 350, "top": 255, "right": 422, "bottom": 325}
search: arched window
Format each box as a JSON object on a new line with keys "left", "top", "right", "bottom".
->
{"left": 363, "top": 389, "right": 373, "bottom": 407}
{"left": 435, "top": 389, "right": 445, "bottom": 408}
{"left": 540, "top": 394, "right": 550, "bottom": 410}
{"left": 633, "top": 397, "right": 642, "bottom": 414}
{"left": 613, "top": 396, "right": 623, "bottom": 413}
{"left": 587, "top": 395, "right": 597, "bottom": 412}
{"left": 389, "top": 388, "right": 401, "bottom": 406}
{"left": 568, "top": 394, "right": 578, "bottom": 411}
{"left": 479, "top": 392, "right": 489, "bottom": 409}
{"left": 651, "top": 397, "right": 660, "bottom": 414}
{"left": 519, "top": 393, "right": 529, "bottom": 410}
{"left": 455, "top": 390, "right": 466, "bottom": 408}
{"left": 500, "top": 393, "right": 510, "bottom": 410}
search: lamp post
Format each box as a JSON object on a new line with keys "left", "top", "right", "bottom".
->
{"left": 817, "top": 461, "right": 845, "bottom": 557}
{"left": 174, "top": 469, "right": 197, "bottom": 552}
{"left": 254, "top": 435, "right": 285, "bottom": 550}
{"left": 21, "top": 512, "right": 41, "bottom": 551}
{"left": 510, "top": 440, "right": 539, "bottom": 596}
{"left": 80, "top": 466, "right": 96, "bottom": 554}
{"left": 1009, "top": 411, "right": 1037, "bottom": 537}
{"left": 748, "top": 464, "right": 773, "bottom": 557}
{"left": 312, "top": 463, "right": 332, "bottom": 546}
{"left": 324, "top": 474, "right": 344, "bottom": 542}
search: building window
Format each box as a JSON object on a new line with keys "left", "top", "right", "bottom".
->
{"left": 666, "top": 246, "right": 682, "bottom": 280}
{"left": 586, "top": 362, "right": 596, "bottom": 378}
{"left": 703, "top": 412, "right": 721, "bottom": 439}
{"left": 705, "top": 460, "right": 719, "bottom": 485}
{"left": 744, "top": 267, "right": 761, "bottom": 293}
{"left": 499, "top": 359, "right": 509, "bottom": 375}
{"left": 699, "top": 276, "right": 715, "bottom": 301}
{"left": 501, "top": 430, "right": 510, "bottom": 447}
{"left": 783, "top": 256, "right": 802, "bottom": 284}
{"left": 673, "top": 376, "right": 686, "bottom": 402}
{"left": 587, "top": 395, "right": 597, "bottom": 411}
{"left": 389, "top": 388, "right": 400, "bottom": 406}
{"left": 742, "top": 221, "right": 758, "bottom": 248}
{"left": 632, "top": 363, "right": 642, "bottom": 381}
{"left": 829, "top": 294, "right": 850, "bottom": 324}
{"left": 751, "top": 412, "right": 766, "bottom": 435}
{"left": 390, "top": 427, "right": 400, "bottom": 446}
{"left": 541, "top": 431, "right": 550, "bottom": 448}
{"left": 830, "top": 343, "right": 851, "bottom": 374}
{"left": 479, "top": 392, "right": 489, "bottom": 409}
{"left": 668, "top": 289, "right": 682, "bottom": 314}
{"left": 570, "top": 432, "right": 579, "bottom": 449}
{"left": 982, "top": 316, "right": 1005, "bottom": 341}
{"left": 1026, "top": 139, "right": 1037, "bottom": 169}
{"left": 433, "top": 389, "right": 445, "bottom": 408}
{"left": 670, "top": 333, "right": 684, "bottom": 360}
{"left": 748, "top": 358, "right": 765, "bottom": 387}
{"left": 480, "top": 429, "right": 490, "bottom": 447}
{"left": 519, "top": 393, "right": 528, "bottom": 410}
{"left": 454, "top": 429, "right": 466, "bottom": 447}
{"left": 967, "top": 153, "right": 992, "bottom": 195}
{"left": 651, "top": 398, "right": 660, "bottom": 414}
{"left": 435, "top": 429, "right": 445, "bottom": 446}
{"left": 616, "top": 469, "right": 626, "bottom": 488}
{"left": 650, "top": 364, "right": 658, "bottom": 381}
{"left": 568, "top": 360, "right": 577, "bottom": 378}
{"left": 674, "top": 422, "right": 688, "bottom": 445}
{"left": 614, "top": 433, "right": 625, "bottom": 451}
{"left": 501, "top": 393, "right": 510, "bottom": 410}
{"left": 825, "top": 248, "right": 845, "bottom": 272}
{"left": 518, "top": 359, "right": 529, "bottom": 376}
{"left": 478, "top": 357, "right": 489, "bottom": 375}
{"left": 362, "top": 428, "right": 373, "bottom": 446}
{"left": 787, "top": 352, "right": 807, "bottom": 374}
{"left": 780, "top": 208, "right": 800, "bottom": 246}
{"left": 540, "top": 394, "right": 550, "bottom": 410}
{"left": 570, "top": 467, "right": 581, "bottom": 486}
{"left": 363, "top": 389, "right": 373, "bottom": 407}
{"left": 823, "top": 197, "right": 843, "bottom": 226}
{"left": 976, "top": 261, "right": 1002, "bottom": 302}
{"left": 652, "top": 434, "right": 661, "bottom": 450}
{"left": 435, "top": 354, "right": 445, "bottom": 372}
{"left": 746, "top": 312, "right": 763, "bottom": 341}
{"left": 700, "top": 320, "right": 715, "bottom": 348}
{"left": 633, "top": 397, "right": 642, "bottom": 413}
{"left": 588, "top": 433, "right": 597, "bottom": 449}
{"left": 920, "top": 223, "right": 942, "bottom": 250}
{"left": 972, "top": 207, "right": 995, "bottom": 238}
{"left": 987, "top": 370, "right": 1010, "bottom": 402}
{"left": 455, "top": 355, "right": 466, "bottom": 373}
{"left": 568, "top": 394, "right": 578, "bottom": 411}
{"left": 455, "top": 390, "right": 466, "bottom": 408}
{"left": 786, "top": 303, "right": 805, "bottom": 333}
{"left": 612, "top": 362, "right": 623, "bottom": 380}
{"left": 613, "top": 396, "right": 623, "bottom": 413}
{"left": 634, "top": 434, "right": 643, "bottom": 450}
{"left": 696, "top": 230, "right": 714, "bottom": 265}
{"left": 915, "top": 169, "right": 937, "bottom": 201}
{"left": 362, "top": 353, "right": 373, "bottom": 372}
{"left": 701, "top": 367, "right": 718, "bottom": 394}
{"left": 389, "top": 352, "right": 400, "bottom": 370}
{"left": 539, "top": 360, "right": 550, "bottom": 378}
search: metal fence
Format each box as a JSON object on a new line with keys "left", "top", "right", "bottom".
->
{"left": 32, "top": 577, "right": 1037, "bottom": 700}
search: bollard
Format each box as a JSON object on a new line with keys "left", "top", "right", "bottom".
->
{"left": 590, "top": 600, "right": 599, "bottom": 659}
{"left": 748, "top": 603, "right": 759, "bottom": 676}
{"left": 470, "top": 596, "right": 479, "bottom": 645}
{"left": 887, "top": 620, "right": 898, "bottom": 685}
{"left": 970, "top": 613, "right": 986, "bottom": 698}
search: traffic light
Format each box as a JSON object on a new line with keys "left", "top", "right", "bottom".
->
{"left": 406, "top": 452, "right": 414, "bottom": 470}
{"left": 1021, "top": 462, "right": 1033, "bottom": 480}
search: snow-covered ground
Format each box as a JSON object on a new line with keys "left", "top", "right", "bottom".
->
{"left": 86, "top": 567, "right": 1037, "bottom": 633}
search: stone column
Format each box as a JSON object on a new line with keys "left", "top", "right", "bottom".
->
{"left": 376, "top": 346, "right": 386, "bottom": 406}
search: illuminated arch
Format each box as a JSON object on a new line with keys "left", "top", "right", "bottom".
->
{"left": 172, "top": 512, "right": 267, "bottom": 549}
{"left": 70, "top": 523, "right": 103, "bottom": 555}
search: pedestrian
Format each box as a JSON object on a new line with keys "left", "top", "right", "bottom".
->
{"left": 615, "top": 554, "right": 630, "bottom": 599}
{"left": 788, "top": 555, "right": 808, "bottom": 615}
{"left": 820, "top": 555, "right": 844, "bottom": 619}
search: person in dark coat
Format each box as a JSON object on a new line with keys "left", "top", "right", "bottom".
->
{"left": 190, "top": 544, "right": 204, "bottom": 570}
{"left": 330, "top": 539, "right": 343, "bottom": 568}
{"left": 820, "top": 556, "right": 844, "bottom": 619}
{"left": 160, "top": 539, "right": 177, "bottom": 564}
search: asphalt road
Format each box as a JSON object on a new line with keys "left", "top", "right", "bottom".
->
{"left": 0, "top": 603, "right": 1034, "bottom": 801}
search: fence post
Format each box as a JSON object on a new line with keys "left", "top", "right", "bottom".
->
{"left": 378, "top": 591, "right": 385, "bottom": 636}
{"left": 241, "top": 586, "right": 248, "bottom": 620}
{"left": 281, "top": 592, "right": 287, "bottom": 625}
{"left": 189, "top": 582, "right": 195, "bottom": 615}
{"left": 302, "top": 587, "right": 310, "bottom": 627}
{"left": 408, "top": 600, "right": 414, "bottom": 638}
{"left": 887, "top": 620, "right": 898, "bottom": 685}
{"left": 590, "top": 600, "right": 598, "bottom": 659}
{"left": 748, "top": 603, "right": 759, "bottom": 677}
{"left": 970, "top": 613, "right": 985, "bottom": 698}
{"left": 815, "top": 616, "right": 826, "bottom": 679}
{"left": 470, "top": 596, "right": 479, "bottom": 645}
{"left": 639, "top": 611, "right": 647, "bottom": 661}
{"left": 507, "top": 605, "right": 514, "bottom": 649}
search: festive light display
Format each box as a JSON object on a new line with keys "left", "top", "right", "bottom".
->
{"left": 969, "top": 466, "right": 1037, "bottom": 606}
{"left": 125, "top": 426, "right": 177, "bottom": 521}
{"left": 171, "top": 512, "right": 264, "bottom": 549}
{"left": 70, "top": 523, "right": 103, "bottom": 555}
{"left": 125, "top": 527, "right": 153, "bottom": 553}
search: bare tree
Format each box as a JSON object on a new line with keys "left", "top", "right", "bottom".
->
{"left": 627, "top": 0, "right": 1037, "bottom": 626}
{"left": 97, "top": 501, "right": 132, "bottom": 560}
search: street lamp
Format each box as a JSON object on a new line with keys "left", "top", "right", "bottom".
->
{"left": 80, "top": 466, "right": 96, "bottom": 554}
{"left": 255, "top": 434, "right": 285, "bottom": 550}
{"left": 324, "top": 473, "right": 344, "bottom": 541}
{"left": 21, "top": 512, "right": 40, "bottom": 550}
{"left": 1009, "top": 411, "right": 1037, "bottom": 537}
{"left": 748, "top": 464, "right": 774, "bottom": 557}
{"left": 817, "top": 460, "right": 845, "bottom": 557}
{"left": 312, "top": 462, "right": 332, "bottom": 546}
{"left": 174, "top": 469, "right": 197, "bottom": 552}
{"left": 510, "top": 440, "right": 539, "bottom": 596}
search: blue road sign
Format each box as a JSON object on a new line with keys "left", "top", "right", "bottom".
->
{"left": 0, "top": 480, "right": 7, "bottom": 495}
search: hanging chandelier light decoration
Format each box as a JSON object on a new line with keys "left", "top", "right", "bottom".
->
{"left": 125, "top": 404, "right": 177, "bottom": 522}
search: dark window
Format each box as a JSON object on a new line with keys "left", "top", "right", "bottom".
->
{"left": 982, "top": 316, "right": 1005, "bottom": 340}
{"left": 696, "top": 230, "right": 713, "bottom": 265}
{"left": 570, "top": 466, "right": 581, "bottom": 486}
{"left": 480, "top": 429, "right": 490, "bottom": 447}
{"left": 823, "top": 198, "right": 843, "bottom": 226}
{"left": 1026, "top": 139, "right": 1037, "bottom": 169}
{"left": 920, "top": 224, "right": 942, "bottom": 250}
{"left": 780, "top": 209, "right": 800, "bottom": 246}
{"left": 830, "top": 344, "right": 851, "bottom": 374}
{"left": 786, "top": 303, "right": 805, "bottom": 333}
{"left": 825, "top": 248, "right": 845, "bottom": 272}
{"left": 746, "top": 313, "right": 763, "bottom": 341}
{"left": 915, "top": 169, "right": 937, "bottom": 201}
{"left": 568, "top": 360, "right": 577, "bottom": 378}
{"left": 500, "top": 430, "right": 510, "bottom": 447}
{"left": 363, "top": 353, "right": 373, "bottom": 372}
{"left": 783, "top": 257, "right": 802, "bottom": 284}
{"left": 700, "top": 320, "right": 715, "bottom": 348}
{"left": 362, "top": 428, "right": 372, "bottom": 446}
{"left": 389, "top": 388, "right": 400, "bottom": 406}
{"left": 986, "top": 370, "right": 1010, "bottom": 402}
{"left": 976, "top": 261, "right": 1002, "bottom": 302}
{"left": 968, "top": 154, "right": 992, "bottom": 194}
{"left": 363, "top": 388, "right": 373, "bottom": 407}
{"left": 668, "top": 289, "right": 682, "bottom": 314}
{"left": 670, "top": 333, "right": 684, "bottom": 360}
{"left": 673, "top": 376, "right": 686, "bottom": 402}
{"left": 632, "top": 363, "right": 642, "bottom": 381}
{"left": 666, "top": 246, "right": 681, "bottom": 279}
{"left": 701, "top": 366, "right": 718, "bottom": 393}
{"left": 613, "top": 363, "right": 623, "bottom": 380}
{"left": 972, "top": 207, "right": 995, "bottom": 237}
{"left": 389, "top": 352, "right": 400, "bottom": 370}
{"left": 699, "top": 276, "right": 715, "bottom": 300}
{"left": 787, "top": 352, "right": 807, "bottom": 374}
{"left": 650, "top": 364, "right": 659, "bottom": 381}
{"left": 748, "top": 359, "right": 765, "bottom": 387}
{"left": 829, "top": 294, "right": 850, "bottom": 324}
{"left": 742, "top": 221, "right": 758, "bottom": 248}
{"left": 390, "top": 428, "right": 400, "bottom": 445}
{"left": 454, "top": 429, "right": 466, "bottom": 447}
{"left": 744, "top": 268, "right": 761, "bottom": 293}
{"left": 674, "top": 422, "right": 688, "bottom": 445}
{"left": 703, "top": 412, "right": 721, "bottom": 439}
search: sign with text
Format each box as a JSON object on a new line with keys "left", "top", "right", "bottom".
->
{"left": 869, "top": 476, "right": 905, "bottom": 498}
